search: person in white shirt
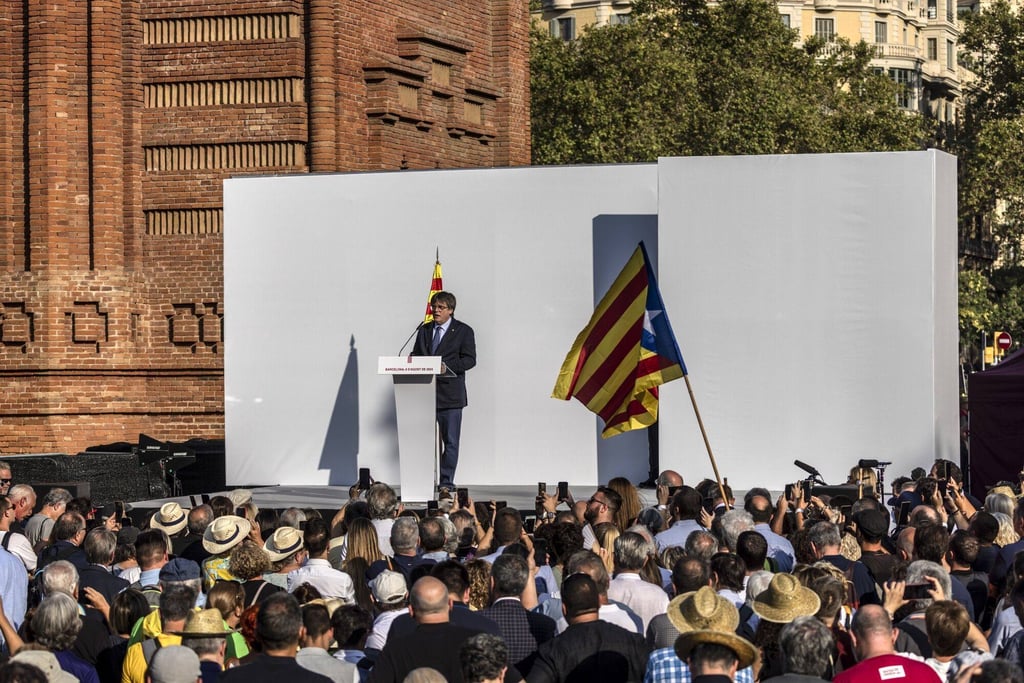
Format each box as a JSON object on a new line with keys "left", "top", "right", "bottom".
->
{"left": 287, "top": 518, "right": 355, "bottom": 603}
{"left": 0, "top": 496, "right": 35, "bottom": 573}
{"left": 366, "top": 483, "right": 398, "bottom": 558}
{"left": 364, "top": 570, "right": 409, "bottom": 653}
{"left": 607, "top": 532, "right": 669, "bottom": 632}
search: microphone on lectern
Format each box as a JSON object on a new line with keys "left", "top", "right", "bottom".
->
{"left": 397, "top": 321, "right": 424, "bottom": 356}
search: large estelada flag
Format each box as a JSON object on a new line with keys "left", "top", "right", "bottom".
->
{"left": 424, "top": 258, "right": 443, "bottom": 324}
{"left": 552, "top": 242, "right": 687, "bottom": 437}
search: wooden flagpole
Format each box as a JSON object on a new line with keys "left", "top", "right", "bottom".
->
{"left": 683, "top": 375, "right": 729, "bottom": 511}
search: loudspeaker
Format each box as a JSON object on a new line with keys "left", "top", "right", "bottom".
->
{"left": 6, "top": 452, "right": 161, "bottom": 505}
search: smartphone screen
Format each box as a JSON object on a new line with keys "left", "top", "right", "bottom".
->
{"left": 457, "top": 488, "right": 469, "bottom": 508}
{"left": 557, "top": 482, "right": 568, "bottom": 501}
{"left": 538, "top": 482, "right": 547, "bottom": 496}
{"left": 533, "top": 538, "right": 549, "bottom": 566}
{"left": 785, "top": 483, "right": 795, "bottom": 501}
{"left": 427, "top": 500, "right": 439, "bottom": 514}
{"left": 897, "top": 501, "right": 912, "bottom": 527}
{"left": 235, "top": 506, "right": 246, "bottom": 518}
{"left": 358, "top": 467, "right": 371, "bottom": 489}
{"left": 494, "top": 501, "right": 507, "bottom": 511}
{"left": 903, "top": 583, "right": 930, "bottom": 600}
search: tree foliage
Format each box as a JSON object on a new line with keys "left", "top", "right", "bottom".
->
{"left": 959, "top": 267, "right": 1024, "bottom": 366}
{"left": 954, "top": 1, "right": 1024, "bottom": 265}
{"left": 531, "top": 0, "right": 929, "bottom": 164}
{"left": 948, "top": 1, "right": 1024, "bottom": 366}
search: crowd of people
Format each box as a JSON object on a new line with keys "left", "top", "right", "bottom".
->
{"left": 0, "top": 458, "right": 1022, "bottom": 683}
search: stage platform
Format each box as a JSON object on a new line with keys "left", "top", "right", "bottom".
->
{"left": 129, "top": 484, "right": 665, "bottom": 516}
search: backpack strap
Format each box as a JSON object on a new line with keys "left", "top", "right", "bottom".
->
{"left": 142, "top": 637, "right": 164, "bottom": 665}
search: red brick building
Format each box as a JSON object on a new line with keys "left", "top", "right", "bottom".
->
{"left": 0, "top": 0, "right": 530, "bottom": 454}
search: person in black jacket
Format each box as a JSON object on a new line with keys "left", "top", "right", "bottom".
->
{"left": 412, "top": 291, "right": 476, "bottom": 489}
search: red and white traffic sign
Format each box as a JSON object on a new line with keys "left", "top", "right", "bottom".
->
{"left": 997, "top": 331, "right": 1013, "bottom": 350}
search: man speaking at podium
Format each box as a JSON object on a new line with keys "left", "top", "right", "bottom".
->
{"left": 412, "top": 291, "right": 476, "bottom": 490}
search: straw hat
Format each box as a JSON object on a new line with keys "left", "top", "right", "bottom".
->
{"left": 263, "top": 526, "right": 304, "bottom": 562}
{"left": 151, "top": 502, "right": 189, "bottom": 536}
{"left": 202, "top": 515, "right": 252, "bottom": 554}
{"left": 227, "top": 489, "right": 254, "bottom": 508}
{"left": 667, "top": 585, "right": 740, "bottom": 634}
{"left": 173, "top": 608, "right": 236, "bottom": 637}
{"left": 751, "top": 573, "right": 821, "bottom": 623}
{"left": 675, "top": 630, "right": 759, "bottom": 670}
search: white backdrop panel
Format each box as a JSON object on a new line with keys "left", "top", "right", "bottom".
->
{"left": 656, "top": 151, "right": 958, "bottom": 489}
{"left": 224, "top": 152, "right": 958, "bottom": 491}
{"left": 224, "top": 164, "right": 659, "bottom": 487}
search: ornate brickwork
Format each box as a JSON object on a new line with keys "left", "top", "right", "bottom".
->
{"left": 0, "top": 0, "right": 529, "bottom": 454}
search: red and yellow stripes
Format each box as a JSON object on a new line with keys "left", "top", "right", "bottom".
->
{"left": 552, "top": 244, "right": 685, "bottom": 437}
{"left": 424, "top": 260, "right": 443, "bottom": 324}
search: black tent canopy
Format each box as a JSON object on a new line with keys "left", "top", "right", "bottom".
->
{"left": 968, "top": 348, "right": 1024, "bottom": 499}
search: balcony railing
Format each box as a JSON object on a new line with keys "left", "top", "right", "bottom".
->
{"left": 872, "top": 43, "right": 922, "bottom": 59}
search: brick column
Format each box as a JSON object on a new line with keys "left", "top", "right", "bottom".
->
{"left": 306, "top": 0, "right": 338, "bottom": 171}
{"left": 490, "top": 0, "right": 531, "bottom": 165}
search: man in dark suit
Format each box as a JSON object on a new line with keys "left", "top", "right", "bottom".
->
{"left": 412, "top": 290, "right": 476, "bottom": 489}
{"left": 481, "top": 553, "right": 556, "bottom": 677}
{"left": 78, "top": 527, "right": 130, "bottom": 607}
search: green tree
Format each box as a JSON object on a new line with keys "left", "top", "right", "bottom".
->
{"left": 959, "top": 267, "right": 1024, "bottom": 367}
{"left": 947, "top": 1, "right": 1024, "bottom": 368}
{"left": 531, "top": 0, "right": 929, "bottom": 164}
{"left": 955, "top": 1, "right": 1024, "bottom": 265}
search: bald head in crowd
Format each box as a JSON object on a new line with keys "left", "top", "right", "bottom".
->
{"left": 410, "top": 577, "right": 451, "bottom": 624}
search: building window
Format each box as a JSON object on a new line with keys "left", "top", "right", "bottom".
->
{"left": 928, "top": 37, "right": 937, "bottom": 60}
{"left": 550, "top": 16, "right": 576, "bottom": 41}
{"left": 780, "top": 14, "right": 791, "bottom": 27}
{"left": 432, "top": 62, "right": 451, "bottom": 87}
{"left": 398, "top": 83, "right": 418, "bottom": 110}
{"left": 814, "top": 18, "right": 835, "bottom": 41}
{"left": 875, "top": 21, "right": 887, "bottom": 44}
{"left": 609, "top": 13, "right": 631, "bottom": 25}
{"left": 889, "top": 68, "right": 918, "bottom": 109}
{"left": 947, "top": 39, "right": 955, "bottom": 69}
{"left": 464, "top": 100, "right": 482, "bottom": 125}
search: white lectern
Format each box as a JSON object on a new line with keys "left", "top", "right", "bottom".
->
{"left": 378, "top": 356, "right": 441, "bottom": 502}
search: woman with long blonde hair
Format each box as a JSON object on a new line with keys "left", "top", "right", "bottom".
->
{"left": 607, "top": 477, "right": 642, "bottom": 531}
{"left": 344, "top": 517, "right": 385, "bottom": 565}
